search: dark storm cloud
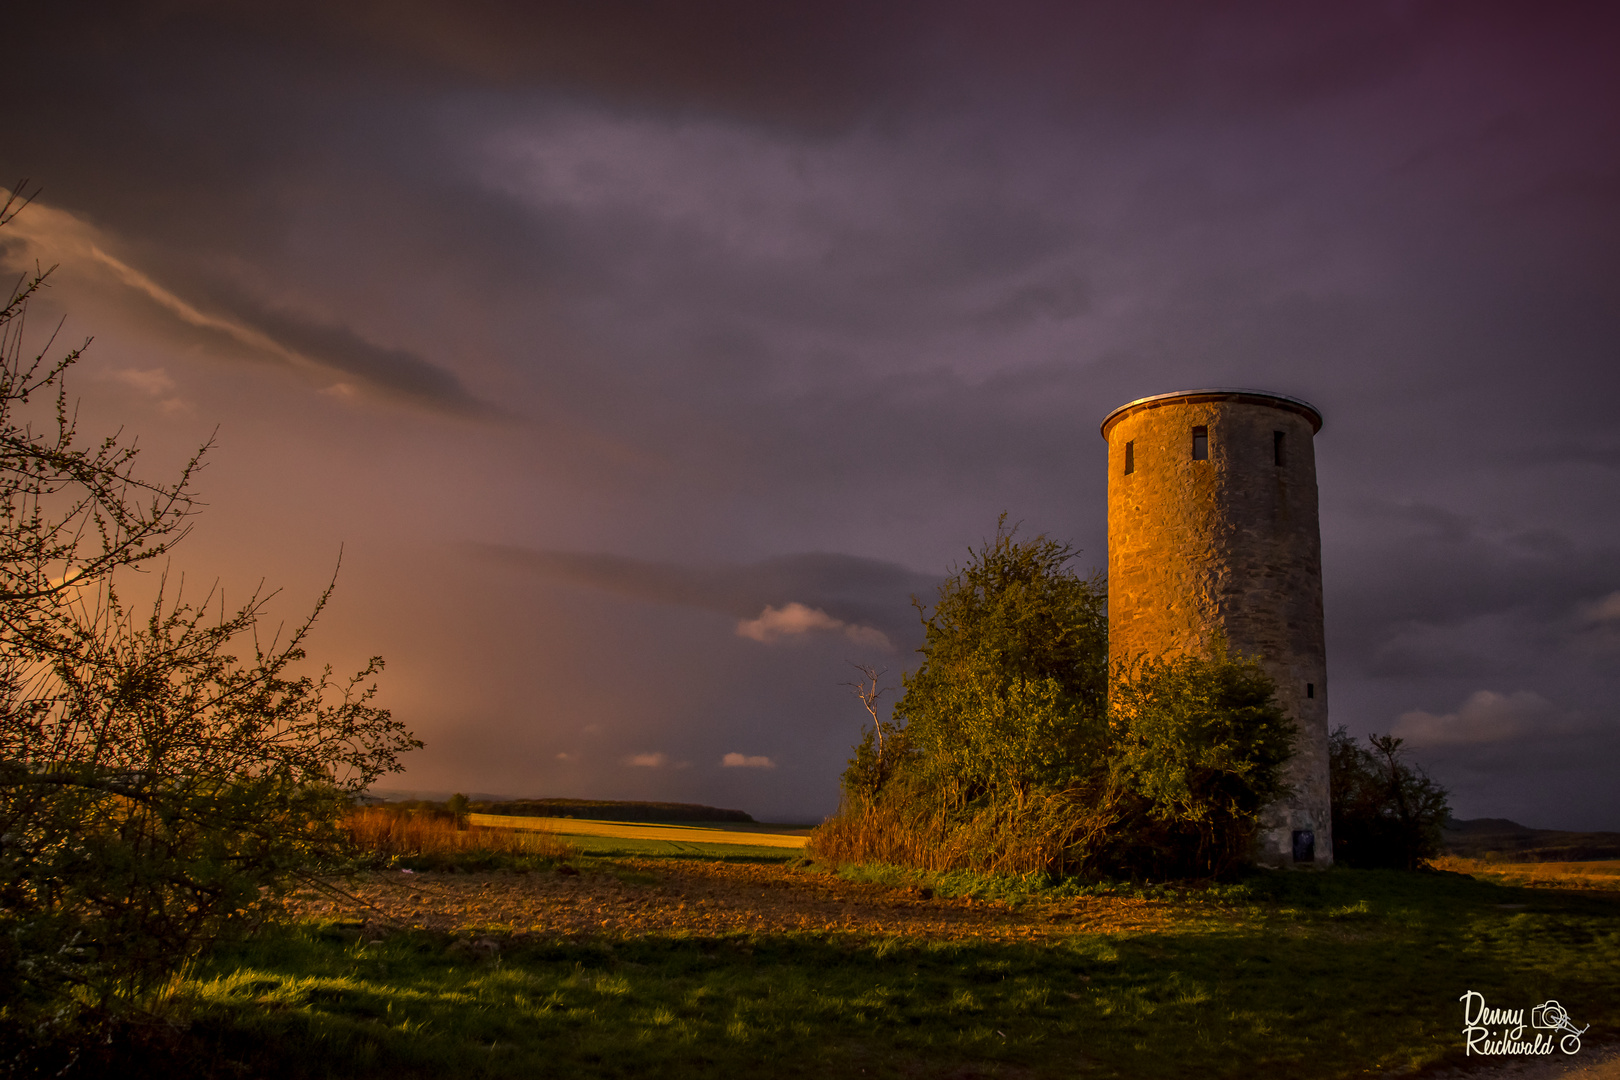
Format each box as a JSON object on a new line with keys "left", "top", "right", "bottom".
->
{"left": 2, "top": 1, "right": 911, "bottom": 238}
{"left": 244, "top": 306, "right": 493, "bottom": 414}
{"left": 12, "top": 2, "right": 1589, "bottom": 240}
{"left": 124, "top": 286, "right": 494, "bottom": 414}
{"left": 473, "top": 545, "right": 938, "bottom": 648}
{"left": 227, "top": 0, "right": 918, "bottom": 126}
{"left": 1330, "top": 503, "right": 1620, "bottom": 639}
{"left": 1384, "top": 681, "right": 1620, "bottom": 825}
{"left": 0, "top": 205, "right": 490, "bottom": 414}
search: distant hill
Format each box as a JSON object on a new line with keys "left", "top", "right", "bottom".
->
{"left": 470, "top": 798, "right": 755, "bottom": 824}
{"left": 1444, "top": 818, "right": 1620, "bottom": 862}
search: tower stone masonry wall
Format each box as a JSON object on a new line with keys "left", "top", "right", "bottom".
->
{"left": 1102, "top": 389, "right": 1333, "bottom": 867}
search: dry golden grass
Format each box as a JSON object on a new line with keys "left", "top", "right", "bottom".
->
{"left": 808, "top": 791, "right": 1105, "bottom": 874}
{"left": 1430, "top": 854, "right": 1620, "bottom": 891}
{"left": 344, "top": 807, "right": 576, "bottom": 860}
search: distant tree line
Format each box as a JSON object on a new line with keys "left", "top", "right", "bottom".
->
{"left": 474, "top": 798, "right": 754, "bottom": 823}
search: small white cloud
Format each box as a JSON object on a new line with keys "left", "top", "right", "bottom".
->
{"left": 1392, "top": 690, "right": 1560, "bottom": 747}
{"left": 737, "top": 602, "right": 840, "bottom": 640}
{"left": 623, "top": 752, "right": 668, "bottom": 768}
{"left": 108, "top": 367, "right": 190, "bottom": 414}
{"left": 842, "top": 623, "right": 892, "bottom": 649}
{"left": 735, "top": 601, "right": 891, "bottom": 650}
{"left": 112, "top": 367, "right": 176, "bottom": 396}
{"left": 555, "top": 752, "right": 579, "bottom": 764}
{"left": 1580, "top": 591, "right": 1620, "bottom": 624}
{"left": 721, "top": 752, "right": 776, "bottom": 769}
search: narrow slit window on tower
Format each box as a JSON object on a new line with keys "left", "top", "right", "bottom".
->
{"left": 1274, "top": 430, "right": 1286, "bottom": 467}
{"left": 1192, "top": 425, "right": 1208, "bottom": 461}
{"left": 1306, "top": 682, "right": 1315, "bottom": 699}
{"left": 1124, "top": 440, "right": 1135, "bottom": 474}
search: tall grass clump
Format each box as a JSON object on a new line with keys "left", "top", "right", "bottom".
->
{"left": 344, "top": 805, "right": 576, "bottom": 863}
{"left": 809, "top": 777, "right": 1118, "bottom": 876}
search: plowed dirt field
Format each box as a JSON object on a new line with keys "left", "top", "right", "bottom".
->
{"left": 290, "top": 860, "right": 1185, "bottom": 941}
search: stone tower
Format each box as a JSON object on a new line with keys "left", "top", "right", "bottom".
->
{"left": 1101, "top": 388, "right": 1331, "bottom": 867}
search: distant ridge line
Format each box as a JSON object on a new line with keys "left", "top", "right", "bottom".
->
{"left": 1444, "top": 817, "right": 1620, "bottom": 862}
{"left": 473, "top": 798, "right": 755, "bottom": 824}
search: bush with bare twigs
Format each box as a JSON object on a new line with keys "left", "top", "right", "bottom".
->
{"left": 0, "top": 189, "right": 419, "bottom": 1019}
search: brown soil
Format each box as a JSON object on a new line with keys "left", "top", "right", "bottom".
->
{"left": 1418, "top": 1045, "right": 1620, "bottom": 1080}
{"left": 288, "top": 859, "right": 1189, "bottom": 941}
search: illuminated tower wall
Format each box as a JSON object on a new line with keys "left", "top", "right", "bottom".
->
{"left": 1102, "top": 389, "right": 1332, "bottom": 867}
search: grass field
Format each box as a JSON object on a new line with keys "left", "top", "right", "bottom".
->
{"left": 1432, "top": 855, "right": 1620, "bottom": 892}
{"left": 107, "top": 855, "right": 1620, "bottom": 1079}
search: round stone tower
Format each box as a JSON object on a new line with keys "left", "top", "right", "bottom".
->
{"left": 1101, "top": 388, "right": 1331, "bottom": 867}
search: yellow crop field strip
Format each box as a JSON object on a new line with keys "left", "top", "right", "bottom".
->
{"left": 1429, "top": 855, "right": 1620, "bottom": 890}
{"left": 468, "top": 813, "right": 808, "bottom": 849}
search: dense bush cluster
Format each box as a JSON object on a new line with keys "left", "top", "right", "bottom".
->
{"left": 811, "top": 519, "right": 1296, "bottom": 880}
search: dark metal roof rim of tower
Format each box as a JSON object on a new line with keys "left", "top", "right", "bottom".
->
{"left": 1100, "top": 388, "right": 1324, "bottom": 439}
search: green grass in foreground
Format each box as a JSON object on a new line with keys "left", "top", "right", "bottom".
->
{"left": 829, "top": 861, "right": 1267, "bottom": 903}
{"left": 84, "top": 868, "right": 1620, "bottom": 1079}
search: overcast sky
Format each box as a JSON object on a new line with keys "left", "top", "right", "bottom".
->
{"left": 3, "top": 2, "right": 1617, "bottom": 827}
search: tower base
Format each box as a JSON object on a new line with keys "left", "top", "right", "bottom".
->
{"left": 1255, "top": 798, "right": 1333, "bottom": 869}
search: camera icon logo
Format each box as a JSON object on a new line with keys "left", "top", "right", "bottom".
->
{"left": 1531, "top": 1000, "right": 1588, "bottom": 1055}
